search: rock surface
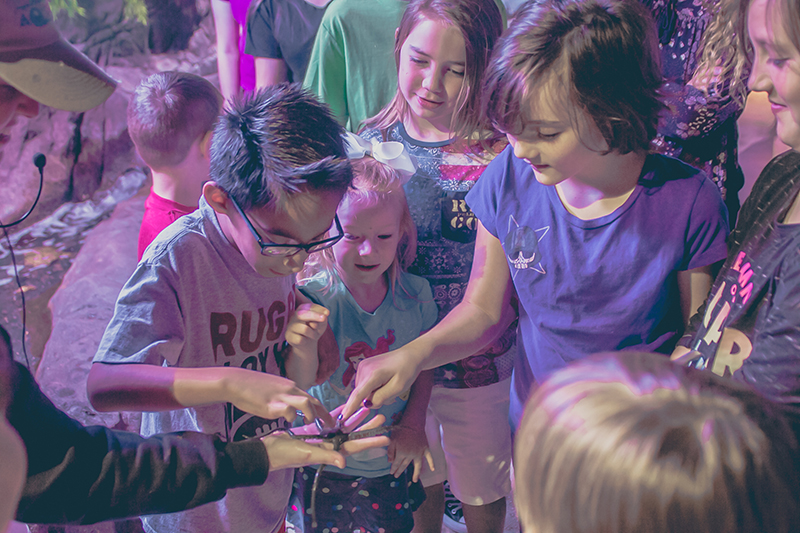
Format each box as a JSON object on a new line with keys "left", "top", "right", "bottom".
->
{"left": 29, "top": 180, "right": 148, "bottom": 533}
{"left": 1, "top": 0, "right": 217, "bottom": 367}
{"left": 5, "top": 3, "right": 216, "bottom": 531}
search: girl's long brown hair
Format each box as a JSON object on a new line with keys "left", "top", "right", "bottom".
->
{"left": 363, "top": 0, "right": 503, "bottom": 151}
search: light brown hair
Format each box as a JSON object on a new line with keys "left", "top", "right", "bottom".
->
{"left": 364, "top": 0, "right": 503, "bottom": 148}
{"left": 515, "top": 351, "right": 800, "bottom": 533}
{"left": 127, "top": 71, "right": 223, "bottom": 169}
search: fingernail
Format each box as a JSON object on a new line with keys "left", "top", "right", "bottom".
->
{"left": 315, "top": 418, "right": 325, "bottom": 432}
{"left": 362, "top": 398, "right": 373, "bottom": 408}
{"left": 337, "top": 413, "right": 344, "bottom": 422}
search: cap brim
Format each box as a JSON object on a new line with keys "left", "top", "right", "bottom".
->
{"left": 0, "top": 39, "right": 116, "bottom": 112}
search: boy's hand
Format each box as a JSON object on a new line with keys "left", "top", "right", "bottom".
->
{"left": 387, "top": 425, "right": 433, "bottom": 482}
{"left": 222, "top": 368, "right": 333, "bottom": 426}
{"left": 286, "top": 303, "right": 329, "bottom": 351}
{"left": 670, "top": 345, "right": 700, "bottom": 364}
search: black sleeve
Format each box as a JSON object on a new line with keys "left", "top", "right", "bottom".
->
{"left": 8, "top": 362, "right": 270, "bottom": 525}
{"left": 679, "top": 151, "right": 800, "bottom": 348}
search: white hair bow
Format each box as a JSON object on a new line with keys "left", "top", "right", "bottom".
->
{"left": 343, "top": 131, "right": 417, "bottom": 182}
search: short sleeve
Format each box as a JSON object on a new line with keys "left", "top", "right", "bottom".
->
{"left": 660, "top": 82, "right": 741, "bottom": 139}
{"left": 683, "top": 175, "right": 730, "bottom": 271}
{"left": 418, "top": 280, "right": 438, "bottom": 332}
{"left": 303, "top": 20, "right": 348, "bottom": 127}
{"left": 465, "top": 144, "right": 514, "bottom": 239}
{"left": 93, "top": 263, "right": 186, "bottom": 367}
{"left": 245, "top": 0, "right": 281, "bottom": 59}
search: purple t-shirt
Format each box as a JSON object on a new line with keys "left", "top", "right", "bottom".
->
{"left": 466, "top": 147, "right": 729, "bottom": 427}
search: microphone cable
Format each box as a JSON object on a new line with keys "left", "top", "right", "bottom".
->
{"left": 0, "top": 153, "right": 47, "bottom": 368}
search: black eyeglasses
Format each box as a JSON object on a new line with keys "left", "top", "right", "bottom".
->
{"left": 230, "top": 197, "right": 343, "bottom": 257}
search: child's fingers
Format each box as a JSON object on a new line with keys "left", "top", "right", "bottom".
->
{"left": 294, "top": 303, "right": 329, "bottom": 324}
{"left": 411, "top": 456, "right": 422, "bottom": 483}
{"left": 340, "top": 435, "right": 391, "bottom": 456}
{"left": 392, "top": 455, "right": 411, "bottom": 478}
{"left": 286, "top": 322, "right": 321, "bottom": 342}
{"left": 287, "top": 396, "right": 334, "bottom": 428}
{"left": 342, "top": 409, "right": 384, "bottom": 433}
{"left": 424, "top": 448, "right": 435, "bottom": 472}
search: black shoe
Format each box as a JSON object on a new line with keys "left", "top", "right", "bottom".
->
{"left": 443, "top": 480, "right": 467, "bottom": 533}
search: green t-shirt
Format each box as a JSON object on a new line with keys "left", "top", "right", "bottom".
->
{"left": 303, "top": 0, "right": 508, "bottom": 133}
{"left": 303, "top": 0, "right": 407, "bottom": 132}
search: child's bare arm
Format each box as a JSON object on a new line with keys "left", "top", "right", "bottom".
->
{"left": 210, "top": 0, "right": 241, "bottom": 101}
{"left": 86, "top": 362, "right": 333, "bottom": 426}
{"left": 343, "top": 223, "right": 516, "bottom": 418}
{"left": 284, "top": 302, "right": 329, "bottom": 390}
{"left": 255, "top": 57, "right": 289, "bottom": 88}
{"left": 388, "top": 370, "right": 435, "bottom": 482}
{"left": 677, "top": 264, "right": 716, "bottom": 325}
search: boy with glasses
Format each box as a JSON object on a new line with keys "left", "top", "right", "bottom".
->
{"left": 88, "top": 83, "right": 354, "bottom": 533}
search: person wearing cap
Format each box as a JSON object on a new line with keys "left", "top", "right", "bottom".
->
{"left": 0, "top": 0, "right": 115, "bottom": 109}
{"left": 0, "top": 1, "right": 388, "bottom": 530}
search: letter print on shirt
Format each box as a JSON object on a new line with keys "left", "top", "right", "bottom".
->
{"left": 505, "top": 215, "right": 548, "bottom": 277}
{"left": 217, "top": 291, "right": 296, "bottom": 442}
{"left": 690, "top": 250, "right": 755, "bottom": 376}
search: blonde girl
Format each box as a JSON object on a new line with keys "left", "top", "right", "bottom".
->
{"left": 297, "top": 155, "right": 438, "bottom": 533}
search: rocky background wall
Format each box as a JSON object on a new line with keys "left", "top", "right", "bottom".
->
{"left": 1, "top": 2, "right": 217, "bottom": 531}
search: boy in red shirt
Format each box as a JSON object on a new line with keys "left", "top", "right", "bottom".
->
{"left": 128, "top": 71, "right": 223, "bottom": 260}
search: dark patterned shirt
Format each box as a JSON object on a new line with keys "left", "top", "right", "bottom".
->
{"left": 682, "top": 151, "right": 800, "bottom": 405}
{"left": 361, "top": 123, "right": 516, "bottom": 388}
{"left": 645, "top": 0, "right": 745, "bottom": 225}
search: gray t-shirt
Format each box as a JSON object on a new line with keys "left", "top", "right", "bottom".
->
{"left": 94, "top": 197, "right": 295, "bottom": 533}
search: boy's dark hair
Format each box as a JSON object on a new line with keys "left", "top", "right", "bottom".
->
{"left": 127, "top": 71, "right": 223, "bottom": 168}
{"left": 482, "top": 0, "right": 665, "bottom": 154}
{"left": 210, "top": 83, "right": 353, "bottom": 211}
{"left": 516, "top": 351, "right": 800, "bottom": 533}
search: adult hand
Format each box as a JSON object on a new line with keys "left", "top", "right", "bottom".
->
{"left": 222, "top": 367, "right": 334, "bottom": 427}
{"left": 341, "top": 348, "right": 424, "bottom": 419}
{"left": 264, "top": 408, "right": 391, "bottom": 470}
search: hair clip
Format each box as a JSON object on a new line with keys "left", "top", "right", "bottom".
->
{"left": 342, "top": 131, "right": 417, "bottom": 183}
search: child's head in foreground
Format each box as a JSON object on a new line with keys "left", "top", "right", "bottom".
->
{"left": 515, "top": 351, "right": 800, "bottom": 533}
{"left": 127, "top": 71, "right": 223, "bottom": 171}
{"left": 204, "top": 83, "right": 353, "bottom": 278}
{"left": 366, "top": 0, "right": 503, "bottom": 141}
{"left": 482, "top": 0, "right": 665, "bottom": 161}
{"left": 301, "top": 155, "right": 416, "bottom": 295}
